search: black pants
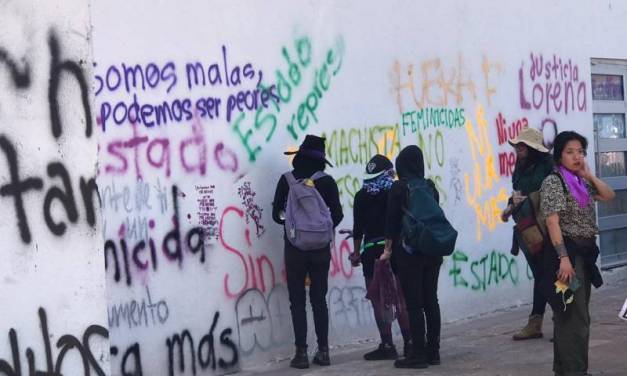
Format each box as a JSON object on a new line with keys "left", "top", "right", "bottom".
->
{"left": 513, "top": 232, "right": 548, "bottom": 316}
{"left": 527, "top": 254, "right": 547, "bottom": 316}
{"left": 285, "top": 244, "right": 331, "bottom": 349}
{"left": 395, "top": 248, "right": 443, "bottom": 354}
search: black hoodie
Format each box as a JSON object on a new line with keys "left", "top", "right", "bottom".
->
{"left": 386, "top": 146, "right": 430, "bottom": 239}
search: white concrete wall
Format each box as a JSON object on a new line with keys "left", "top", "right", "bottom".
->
{"left": 91, "top": 1, "right": 627, "bottom": 374}
{"left": 0, "top": 0, "right": 109, "bottom": 375}
{"left": 3, "top": 1, "right": 625, "bottom": 375}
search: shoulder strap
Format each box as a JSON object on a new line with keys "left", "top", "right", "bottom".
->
{"left": 310, "top": 171, "right": 327, "bottom": 181}
{"left": 550, "top": 171, "right": 568, "bottom": 195}
{"left": 284, "top": 172, "right": 297, "bottom": 186}
{"left": 402, "top": 179, "right": 419, "bottom": 220}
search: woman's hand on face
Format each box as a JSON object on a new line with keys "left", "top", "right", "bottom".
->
{"left": 558, "top": 257, "right": 576, "bottom": 284}
{"left": 577, "top": 159, "right": 594, "bottom": 181}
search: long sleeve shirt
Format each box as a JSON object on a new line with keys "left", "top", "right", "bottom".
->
{"left": 352, "top": 188, "right": 389, "bottom": 243}
{"left": 272, "top": 171, "right": 343, "bottom": 228}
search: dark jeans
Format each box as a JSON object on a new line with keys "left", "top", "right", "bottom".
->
{"left": 527, "top": 254, "right": 547, "bottom": 316}
{"left": 285, "top": 244, "right": 331, "bottom": 349}
{"left": 395, "top": 248, "right": 443, "bottom": 354}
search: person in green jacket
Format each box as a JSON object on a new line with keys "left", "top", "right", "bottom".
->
{"left": 501, "top": 127, "right": 554, "bottom": 340}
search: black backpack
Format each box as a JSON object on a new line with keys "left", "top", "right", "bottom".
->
{"left": 401, "top": 178, "right": 457, "bottom": 256}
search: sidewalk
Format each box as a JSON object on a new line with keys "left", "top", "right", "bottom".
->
{"left": 240, "top": 268, "right": 627, "bottom": 376}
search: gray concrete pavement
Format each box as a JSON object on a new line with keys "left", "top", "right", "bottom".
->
{"left": 240, "top": 268, "right": 627, "bottom": 376}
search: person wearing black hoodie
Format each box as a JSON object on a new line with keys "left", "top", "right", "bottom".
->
{"left": 272, "top": 135, "right": 343, "bottom": 369}
{"left": 380, "top": 145, "right": 443, "bottom": 369}
{"left": 349, "top": 154, "right": 412, "bottom": 360}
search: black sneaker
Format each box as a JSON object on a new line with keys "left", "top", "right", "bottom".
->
{"left": 312, "top": 347, "right": 330, "bottom": 366}
{"left": 363, "top": 343, "right": 398, "bottom": 360}
{"left": 290, "top": 347, "right": 309, "bottom": 369}
{"left": 394, "top": 354, "right": 429, "bottom": 369}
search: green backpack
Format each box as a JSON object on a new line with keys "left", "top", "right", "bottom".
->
{"left": 401, "top": 178, "right": 458, "bottom": 256}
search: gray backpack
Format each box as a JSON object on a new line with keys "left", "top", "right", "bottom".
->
{"left": 284, "top": 171, "right": 334, "bottom": 250}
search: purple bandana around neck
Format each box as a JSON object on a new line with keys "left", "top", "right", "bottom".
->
{"left": 558, "top": 165, "right": 591, "bottom": 208}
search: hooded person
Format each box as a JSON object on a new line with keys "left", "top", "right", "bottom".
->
{"left": 379, "top": 145, "right": 443, "bottom": 369}
{"left": 349, "top": 154, "right": 411, "bottom": 360}
{"left": 272, "top": 135, "right": 343, "bottom": 369}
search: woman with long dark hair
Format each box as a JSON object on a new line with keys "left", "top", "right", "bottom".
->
{"left": 500, "top": 127, "right": 554, "bottom": 340}
{"left": 540, "top": 131, "right": 614, "bottom": 375}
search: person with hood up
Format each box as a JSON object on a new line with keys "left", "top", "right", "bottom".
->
{"left": 349, "top": 154, "right": 412, "bottom": 360}
{"left": 272, "top": 135, "right": 343, "bottom": 369}
{"left": 380, "top": 145, "right": 443, "bottom": 369}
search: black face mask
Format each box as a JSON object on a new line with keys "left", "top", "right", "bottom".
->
{"left": 395, "top": 145, "right": 425, "bottom": 180}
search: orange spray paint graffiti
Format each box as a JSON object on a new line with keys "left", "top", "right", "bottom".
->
{"left": 463, "top": 105, "right": 508, "bottom": 241}
{"left": 391, "top": 55, "right": 503, "bottom": 113}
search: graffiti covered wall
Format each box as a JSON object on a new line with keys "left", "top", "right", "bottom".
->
{"left": 4, "top": 0, "right": 626, "bottom": 375}
{"left": 88, "top": 1, "right": 613, "bottom": 374}
{"left": 0, "top": 1, "right": 110, "bottom": 374}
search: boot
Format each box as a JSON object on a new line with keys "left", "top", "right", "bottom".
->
{"left": 290, "top": 347, "right": 309, "bottom": 369}
{"left": 426, "top": 341, "right": 440, "bottom": 365}
{"left": 403, "top": 340, "right": 412, "bottom": 359}
{"left": 312, "top": 346, "right": 330, "bottom": 366}
{"left": 363, "top": 343, "right": 398, "bottom": 361}
{"left": 394, "top": 344, "right": 428, "bottom": 369}
{"left": 513, "top": 314, "right": 543, "bottom": 341}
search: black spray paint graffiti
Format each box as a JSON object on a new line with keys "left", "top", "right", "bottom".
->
{"left": 0, "top": 308, "right": 108, "bottom": 376}
{"left": 0, "top": 47, "right": 30, "bottom": 89}
{"left": 166, "top": 311, "right": 239, "bottom": 376}
{"left": 109, "top": 311, "right": 239, "bottom": 376}
{"left": 237, "top": 181, "right": 264, "bottom": 238}
{"left": 109, "top": 343, "right": 142, "bottom": 376}
{"left": 234, "top": 285, "right": 291, "bottom": 356}
{"left": 104, "top": 185, "right": 205, "bottom": 286}
{"left": 195, "top": 184, "right": 219, "bottom": 241}
{"left": 0, "top": 30, "right": 97, "bottom": 244}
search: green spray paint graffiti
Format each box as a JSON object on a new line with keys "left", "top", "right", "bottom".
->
{"left": 401, "top": 107, "right": 465, "bottom": 136}
{"left": 322, "top": 124, "right": 401, "bottom": 168}
{"left": 448, "top": 250, "right": 533, "bottom": 292}
{"left": 232, "top": 34, "right": 345, "bottom": 162}
{"left": 336, "top": 173, "right": 361, "bottom": 210}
